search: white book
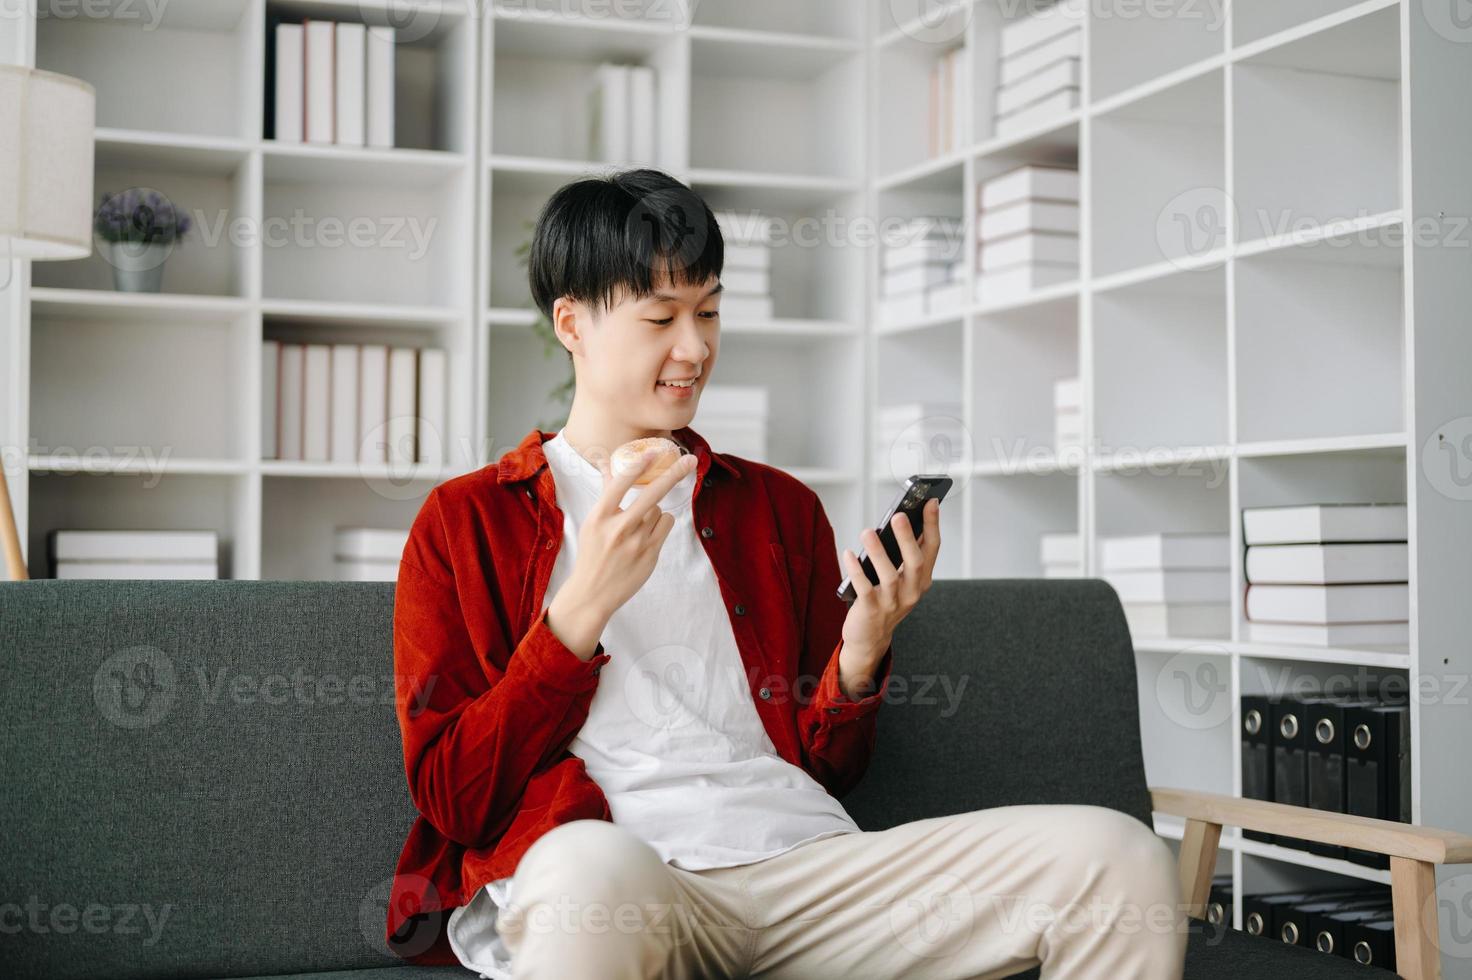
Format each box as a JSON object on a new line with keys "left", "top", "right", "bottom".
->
{"left": 262, "top": 340, "right": 279, "bottom": 459}
{"left": 980, "top": 164, "right": 1081, "bottom": 210}
{"left": 974, "top": 262, "right": 1077, "bottom": 304}
{"left": 1000, "top": 30, "right": 1083, "bottom": 86}
{"left": 882, "top": 261, "right": 958, "bottom": 296}
{"left": 366, "top": 26, "right": 396, "bottom": 148}
{"left": 1245, "top": 543, "right": 1409, "bottom": 585}
{"left": 1000, "top": 0, "right": 1084, "bottom": 58}
{"left": 334, "top": 22, "right": 366, "bottom": 146}
{"left": 49, "top": 529, "right": 218, "bottom": 562}
{"left": 629, "top": 64, "right": 656, "bottom": 164}
{"left": 1054, "top": 411, "right": 1083, "bottom": 442}
{"left": 279, "top": 343, "right": 305, "bottom": 460}
{"left": 329, "top": 344, "right": 360, "bottom": 464}
{"left": 304, "top": 19, "right": 335, "bottom": 144}
{"left": 1039, "top": 531, "right": 1079, "bottom": 565}
{"left": 274, "top": 24, "right": 304, "bottom": 143}
{"left": 979, "top": 200, "right": 1079, "bottom": 241}
{"left": 1242, "top": 503, "right": 1408, "bottom": 545}
{"left": 588, "top": 64, "right": 630, "bottom": 163}
{"left": 56, "top": 560, "right": 219, "bottom": 581}
{"left": 1054, "top": 376, "right": 1080, "bottom": 412}
{"left": 720, "top": 268, "right": 767, "bottom": 294}
{"left": 386, "top": 347, "right": 419, "bottom": 465}
{"left": 334, "top": 558, "right": 400, "bottom": 582}
{"left": 979, "top": 230, "right": 1079, "bottom": 273}
{"left": 1246, "top": 620, "right": 1410, "bottom": 649}
{"left": 358, "top": 344, "right": 389, "bottom": 463}
{"left": 717, "top": 294, "right": 773, "bottom": 322}
{"left": 724, "top": 242, "right": 771, "bottom": 270}
{"left": 1122, "top": 601, "right": 1231, "bottom": 639}
{"left": 994, "top": 88, "right": 1080, "bottom": 139}
{"left": 302, "top": 344, "right": 332, "bottom": 462}
{"left": 1245, "top": 583, "right": 1409, "bottom": 624}
{"left": 417, "top": 347, "right": 447, "bottom": 465}
{"left": 1105, "top": 568, "right": 1229, "bottom": 603}
{"left": 885, "top": 239, "right": 964, "bottom": 271}
{"left": 996, "top": 56, "right": 1081, "bottom": 116}
{"left": 1101, "top": 533, "right": 1230, "bottom": 571}
{"left": 334, "top": 526, "right": 410, "bottom": 561}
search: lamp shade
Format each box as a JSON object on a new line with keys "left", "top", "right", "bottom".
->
{"left": 0, "top": 64, "right": 95, "bottom": 261}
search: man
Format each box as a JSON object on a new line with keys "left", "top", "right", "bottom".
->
{"left": 387, "top": 169, "right": 1186, "bottom": 978}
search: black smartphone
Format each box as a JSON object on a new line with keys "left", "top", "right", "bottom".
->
{"left": 837, "top": 475, "right": 952, "bottom": 602}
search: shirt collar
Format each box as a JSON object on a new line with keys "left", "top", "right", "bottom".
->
{"left": 495, "top": 425, "right": 742, "bottom": 486}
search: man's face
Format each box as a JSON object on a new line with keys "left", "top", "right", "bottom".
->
{"left": 572, "top": 271, "right": 722, "bottom": 429}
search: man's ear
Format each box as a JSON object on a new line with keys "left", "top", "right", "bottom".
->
{"left": 551, "top": 296, "right": 584, "bottom": 357}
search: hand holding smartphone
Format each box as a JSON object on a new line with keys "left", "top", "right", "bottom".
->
{"left": 837, "top": 475, "right": 951, "bottom": 602}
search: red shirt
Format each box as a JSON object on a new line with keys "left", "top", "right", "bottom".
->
{"left": 386, "top": 425, "right": 896, "bottom": 964}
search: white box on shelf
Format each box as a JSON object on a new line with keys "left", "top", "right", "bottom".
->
{"left": 1241, "top": 504, "right": 1408, "bottom": 545}
{"left": 329, "top": 344, "right": 359, "bottom": 464}
{"left": 365, "top": 26, "right": 395, "bottom": 149}
{"left": 274, "top": 24, "right": 304, "bottom": 143}
{"left": 1053, "top": 376, "right": 1080, "bottom": 413}
{"left": 1000, "top": 30, "right": 1083, "bottom": 87}
{"left": 1100, "top": 533, "right": 1230, "bottom": 571}
{"left": 980, "top": 165, "right": 1080, "bottom": 210}
{"left": 1245, "top": 542, "right": 1408, "bottom": 585}
{"left": 49, "top": 529, "right": 218, "bottom": 562}
{"left": 979, "top": 199, "right": 1079, "bottom": 240}
{"left": 978, "top": 231, "right": 1079, "bottom": 273}
{"left": 994, "top": 89, "right": 1080, "bottom": 139}
{"left": 335, "top": 22, "right": 366, "bottom": 147}
{"left": 1122, "top": 602, "right": 1231, "bottom": 639}
{"left": 358, "top": 345, "right": 388, "bottom": 465}
{"left": 999, "top": 0, "right": 1084, "bottom": 59}
{"left": 302, "top": 343, "right": 331, "bottom": 462}
{"left": 975, "top": 262, "right": 1077, "bottom": 304}
{"left": 995, "top": 57, "right": 1081, "bottom": 116}
{"left": 1245, "top": 620, "right": 1410, "bottom": 648}
{"left": 303, "top": 19, "right": 335, "bottom": 145}
{"left": 1245, "top": 583, "right": 1409, "bottom": 624}
{"left": 1054, "top": 409, "right": 1082, "bottom": 445}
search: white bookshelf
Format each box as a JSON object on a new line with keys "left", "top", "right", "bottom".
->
{"left": 868, "top": 0, "right": 1472, "bottom": 966}
{"left": 4, "top": 3, "right": 1470, "bottom": 959}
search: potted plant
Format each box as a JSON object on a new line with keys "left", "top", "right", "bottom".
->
{"left": 93, "top": 187, "right": 192, "bottom": 293}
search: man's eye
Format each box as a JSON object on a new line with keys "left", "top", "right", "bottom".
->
{"left": 699, "top": 310, "right": 720, "bottom": 319}
{"left": 648, "top": 317, "right": 673, "bottom": 325}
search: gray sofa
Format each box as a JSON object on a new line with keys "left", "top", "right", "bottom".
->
{"left": 1, "top": 578, "right": 1393, "bottom": 979}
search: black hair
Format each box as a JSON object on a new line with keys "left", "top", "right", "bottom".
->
{"left": 528, "top": 169, "right": 724, "bottom": 354}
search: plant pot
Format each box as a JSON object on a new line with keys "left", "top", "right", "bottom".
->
{"left": 107, "top": 240, "right": 172, "bottom": 293}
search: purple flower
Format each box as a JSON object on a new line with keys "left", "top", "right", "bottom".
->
{"left": 94, "top": 187, "right": 192, "bottom": 245}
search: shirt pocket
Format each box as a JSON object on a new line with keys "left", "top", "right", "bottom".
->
{"left": 769, "top": 541, "right": 812, "bottom": 635}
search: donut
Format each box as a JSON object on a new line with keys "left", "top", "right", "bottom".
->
{"left": 612, "top": 436, "right": 684, "bottom": 485}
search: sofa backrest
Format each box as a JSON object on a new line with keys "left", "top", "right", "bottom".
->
{"left": 1, "top": 576, "right": 1152, "bottom": 979}
{"left": 842, "top": 578, "right": 1154, "bottom": 832}
{"left": 1, "top": 581, "right": 412, "bottom": 980}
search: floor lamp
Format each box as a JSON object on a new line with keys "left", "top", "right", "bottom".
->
{"left": 0, "top": 64, "right": 96, "bottom": 581}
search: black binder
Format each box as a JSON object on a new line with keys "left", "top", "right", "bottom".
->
{"left": 1274, "top": 890, "right": 1392, "bottom": 948}
{"left": 1346, "top": 703, "right": 1411, "bottom": 869}
{"left": 1241, "top": 887, "right": 1379, "bottom": 939}
{"left": 1203, "top": 874, "right": 1233, "bottom": 944}
{"left": 1304, "top": 697, "right": 1379, "bottom": 859}
{"left": 1312, "top": 907, "right": 1394, "bottom": 959}
{"left": 1240, "top": 694, "right": 1274, "bottom": 843}
{"left": 1346, "top": 917, "right": 1396, "bottom": 971}
{"left": 1270, "top": 696, "right": 1313, "bottom": 850}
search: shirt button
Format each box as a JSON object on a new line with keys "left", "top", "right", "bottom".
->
{"left": 734, "top": 603, "right": 746, "bottom": 616}
{"left": 758, "top": 687, "right": 771, "bottom": 700}
{"left": 827, "top": 707, "right": 841, "bottom": 714}
{"left": 544, "top": 539, "right": 553, "bottom": 550}
{"left": 701, "top": 526, "right": 714, "bottom": 538}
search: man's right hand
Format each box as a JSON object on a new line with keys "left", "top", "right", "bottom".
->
{"left": 545, "top": 446, "right": 697, "bottom": 659}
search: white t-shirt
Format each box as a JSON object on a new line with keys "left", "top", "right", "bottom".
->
{"left": 445, "top": 430, "right": 862, "bottom": 978}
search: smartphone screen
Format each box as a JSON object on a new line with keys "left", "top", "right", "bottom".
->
{"left": 837, "top": 475, "right": 952, "bottom": 602}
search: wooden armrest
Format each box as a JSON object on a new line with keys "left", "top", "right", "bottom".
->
{"left": 1150, "top": 786, "right": 1472, "bottom": 864}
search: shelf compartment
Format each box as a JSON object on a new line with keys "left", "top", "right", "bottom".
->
{"left": 875, "top": 25, "right": 967, "bottom": 178}
{"left": 1094, "top": 463, "right": 1232, "bottom": 557}
{"left": 1231, "top": 5, "right": 1400, "bottom": 245}
{"left": 29, "top": 306, "right": 254, "bottom": 463}
{"left": 1234, "top": 230, "right": 1403, "bottom": 444}
{"left": 261, "top": 169, "right": 472, "bottom": 308}
{"left": 1231, "top": 0, "right": 1394, "bottom": 49}
{"left": 26, "top": 471, "right": 252, "bottom": 580}
{"left": 969, "top": 0, "right": 1085, "bottom": 147}
{"left": 260, "top": 474, "right": 431, "bottom": 580}
{"left": 36, "top": 0, "right": 256, "bottom": 140}
{"left": 1090, "top": 69, "right": 1225, "bottom": 278}
{"left": 969, "top": 472, "right": 1076, "bottom": 578}
{"left": 690, "top": 36, "right": 862, "bottom": 182}
{"left": 1089, "top": 0, "right": 1225, "bottom": 103}
{"left": 34, "top": 144, "right": 256, "bottom": 298}
{"left": 1092, "top": 266, "right": 1227, "bottom": 453}
{"left": 489, "top": 15, "right": 684, "bottom": 166}
{"left": 1134, "top": 643, "right": 1235, "bottom": 799}
{"left": 971, "top": 292, "right": 1078, "bottom": 465}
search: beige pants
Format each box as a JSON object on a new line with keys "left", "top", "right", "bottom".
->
{"left": 495, "top": 804, "right": 1188, "bottom": 979}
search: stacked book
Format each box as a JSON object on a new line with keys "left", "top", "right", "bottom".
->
{"left": 695, "top": 385, "right": 768, "bottom": 462}
{"left": 1054, "top": 376, "right": 1081, "bottom": 456}
{"left": 271, "top": 18, "right": 395, "bottom": 147}
{"left": 713, "top": 210, "right": 775, "bottom": 322}
{"left": 1040, "top": 531, "right": 1080, "bottom": 577}
{"left": 876, "top": 402, "right": 965, "bottom": 464}
{"left": 928, "top": 46, "right": 965, "bottom": 157}
{"left": 879, "top": 216, "right": 965, "bottom": 324}
{"left": 587, "top": 63, "right": 658, "bottom": 164}
{"left": 48, "top": 529, "right": 219, "bottom": 580}
{"left": 975, "top": 165, "right": 1079, "bottom": 305}
{"left": 334, "top": 526, "right": 409, "bottom": 581}
{"left": 1243, "top": 504, "right": 1409, "bottom": 648}
{"left": 994, "top": 0, "right": 1084, "bottom": 139}
{"left": 264, "top": 341, "right": 447, "bottom": 466}
{"left": 1101, "top": 532, "right": 1231, "bottom": 639}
